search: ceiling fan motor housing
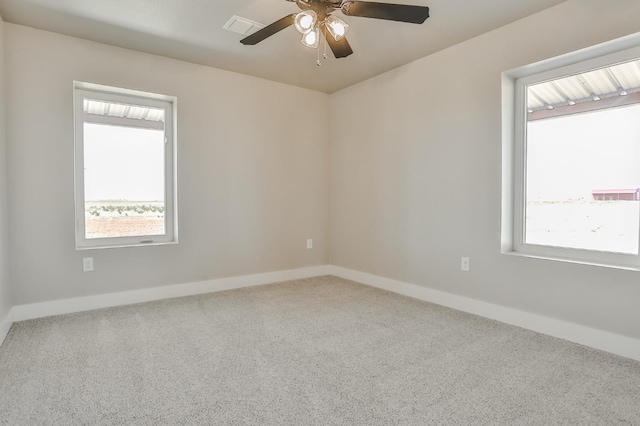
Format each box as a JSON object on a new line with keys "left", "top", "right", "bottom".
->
{"left": 296, "top": 0, "right": 339, "bottom": 20}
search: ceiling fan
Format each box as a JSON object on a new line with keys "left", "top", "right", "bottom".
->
{"left": 240, "top": 0, "right": 429, "bottom": 60}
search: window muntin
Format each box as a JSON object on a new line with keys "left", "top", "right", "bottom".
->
{"left": 511, "top": 46, "right": 640, "bottom": 268}
{"left": 74, "top": 83, "right": 177, "bottom": 249}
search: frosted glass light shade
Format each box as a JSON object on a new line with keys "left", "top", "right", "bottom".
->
{"left": 294, "top": 10, "right": 317, "bottom": 34}
{"left": 325, "top": 15, "right": 349, "bottom": 41}
{"left": 300, "top": 27, "right": 320, "bottom": 48}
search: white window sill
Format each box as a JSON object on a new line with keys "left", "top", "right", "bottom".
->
{"left": 502, "top": 250, "right": 640, "bottom": 272}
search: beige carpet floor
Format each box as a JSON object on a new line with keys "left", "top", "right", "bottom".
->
{"left": 1, "top": 275, "right": 639, "bottom": 425}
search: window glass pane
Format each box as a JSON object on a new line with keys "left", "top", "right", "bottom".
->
{"left": 83, "top": 122, "right": 166, "bottom": 239}
{"left": 525, "top": 78, "right": 640, "bottom": 254}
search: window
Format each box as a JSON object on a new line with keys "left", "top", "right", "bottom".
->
{"left": 74, "top": 82, "right": 177, "bottom": 249}
{"left": 504, "top": 39, "right": 640, "bottom": 269}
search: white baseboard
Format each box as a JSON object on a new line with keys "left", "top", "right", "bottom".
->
{"left": 6, "top": 263, "right": 640, "bottom": 362}
{"left": 0, "top": 309, "right": 13, "bottom": 348}
{"left": 11, "top": 265, "right": 332, "bottom": 322}
{"left": 328, "top": 265, "right": 640, "bottom": 362}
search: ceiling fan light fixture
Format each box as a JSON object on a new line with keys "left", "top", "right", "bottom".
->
{"left": 325, "top": 15, "right": 349, "bottom": 41}
{"left": 300, "top": 26, "right": 320, "bottom": 48}
{"left": 294, "top": 10, "right": 317, "bottom": 34}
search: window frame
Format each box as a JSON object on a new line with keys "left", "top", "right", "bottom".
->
{"left": 503, "top": 38, "right": 640, "bottom": 270}
{"left": 73, "top": 82, "right": 178, "bottom": 250}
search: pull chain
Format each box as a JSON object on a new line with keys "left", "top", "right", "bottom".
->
{"left": 323, "top": 25, "right": 328, "bottom": 59}
{"left": 316, "top": 25, "right": 328, "bottom": 66}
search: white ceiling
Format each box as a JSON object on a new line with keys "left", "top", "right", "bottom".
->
{"left": 0, "top": 0, "right": 568, "bottom": 93}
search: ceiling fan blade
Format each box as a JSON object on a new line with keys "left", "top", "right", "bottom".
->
{"left": 326, "top": 35, "right": 353, "bottom": 58}
{"left": 341, "top": 2, "right": 429, "bottom": 24}
{"left": 240, "top": 14, "right": 297, "bottom": 45}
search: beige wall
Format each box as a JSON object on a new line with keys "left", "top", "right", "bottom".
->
{"left": 4, "top": 0, "right": 640, "bottom": 344}
{"left": 0, "top": 13, "right": 12, "bottom": 321}
{"left": 5, "top": 24, "right": 330, "bottom": 305}
{"left": 329, "top": 0, "right": 640, "bottom": 340}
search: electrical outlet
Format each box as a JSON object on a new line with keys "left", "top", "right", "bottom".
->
{"left": 306, "top": 239, "right": 313, "bottom": 249}
{"left": 83, "top": 257, "right": 94, "bottom": 272}
{"left": 461, "top": 257, "right": 470, "bottom": 272}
